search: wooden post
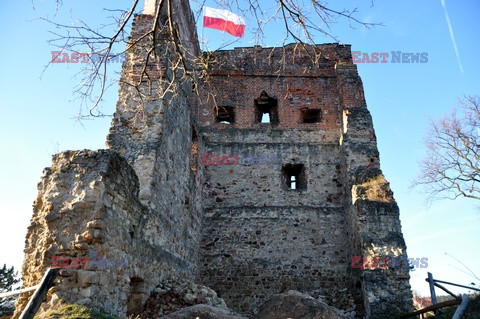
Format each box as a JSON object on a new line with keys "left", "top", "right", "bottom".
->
{"left": 400, "top": 299, "right": 461, "bottom": 318}
{"left": 427, "top": 272, "right": 438, "bottom": 316}
{"left": 452, "top": 294, "right": 469, "bottom": 319}
{"left": 0, "top": 285, "right": 39, "bottom": 299}
{"left": 19, "top": 268, "right": 59, "bottom": 319}
{"left": 433, "top": 278, "right": 480, "bottom": 292}
{"left": 433, "top": 282, "right": 460, "bottom": 300}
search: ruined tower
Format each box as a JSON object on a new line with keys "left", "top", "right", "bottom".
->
{"left": 195, "top": 45, "right": 413, "bottom": 316}
{"left": 14, "top": 1, "right": 412, "bottom": 318}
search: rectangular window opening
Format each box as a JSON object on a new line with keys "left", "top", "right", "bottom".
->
{"left": 301, "top": 109, "right": 322, "bottom": 123}
{"left": 255, "top": 92, "right": 278, "bottom": 125}
{"left": 215, "top": 106, "right": 235, "bottom": 124}
{"left": 282, "top": 164, "right": 306, "bottom": 191}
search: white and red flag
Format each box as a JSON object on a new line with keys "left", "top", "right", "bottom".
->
{"left": 203, "top": 7, "right": 245, "bottom": 37}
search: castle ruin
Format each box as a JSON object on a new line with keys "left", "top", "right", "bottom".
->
{"left": 14, "top": 1, "right": 413, "bottom": 318}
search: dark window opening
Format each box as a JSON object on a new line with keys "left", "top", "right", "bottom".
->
{"left": 282, "top": 164, "right": 307, "bottom": 190}
{"left": 301, "top": 109, "right": 322, "bottom": 123}
{"left": 129, "top": 225, "right": 135, "bottom": 240}
{"left": 190, "top": 126, "right": 198, "bottom": 175}
{"left": 215, "top": 106, "right": 235, "bottom": 124}
{"left": 255, "top": 91, "right": 278, "bottom": 124}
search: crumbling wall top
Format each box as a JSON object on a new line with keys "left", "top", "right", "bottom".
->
{"left": 203, "top": 43, "right": 354, "bottom": 77}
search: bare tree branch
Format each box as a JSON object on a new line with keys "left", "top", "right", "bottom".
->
{"left": 413, "top": 96, "right": 480, "bottom": 203}
{"left": 39, "top": 0, "right": 381, "bottom": 121}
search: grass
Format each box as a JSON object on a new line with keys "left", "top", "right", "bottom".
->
{"left": 35, "top": 304, "right": 117, "bottom": 319}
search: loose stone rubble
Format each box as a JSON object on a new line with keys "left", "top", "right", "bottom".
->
{"left": 140, "top": 280, "right": 228, "bottom": 318}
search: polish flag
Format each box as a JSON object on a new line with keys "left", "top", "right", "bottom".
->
{"left": 203, "top": 7, "right": 245, "bottom": 37}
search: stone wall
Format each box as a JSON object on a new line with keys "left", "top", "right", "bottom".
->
{"left": 14, "top": 4, "right": 204, "bottom": 318}
{"left": 342, "top": 106, "right": 413, "bottom": 317}
{"left": 13, "top": 150, "right": 198, "bottom": 318}
{"left": 198, "top": 132, "right": 353, "bottom": 313}
{"left": 105, "top": 6, "right": 203, "bottom": 289}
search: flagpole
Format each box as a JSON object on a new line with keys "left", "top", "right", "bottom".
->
{"left": 222, "top": 6, "right": 227, "bottom": 34}
{"left": 222, "top": 6, "right": 227, "bottom": 45}
{"left": 202, "top": 6, "right": 205, "bottom": 51}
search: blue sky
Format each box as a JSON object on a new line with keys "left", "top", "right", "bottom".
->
{"left": 0, "top": 0, "right": 479, "bottom": 297}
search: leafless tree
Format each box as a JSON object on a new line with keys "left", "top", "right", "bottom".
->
{"left": 35, "top": 0, "right": 380, "bottom": 119}
{"left": 414, "top": 96, "right": 480, "bottom": 202}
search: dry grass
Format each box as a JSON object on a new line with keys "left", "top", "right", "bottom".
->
{"left": 35, "top": 304, "right": 117, "bottom": 319}
{"left": 357, "top": 174, "right": 394, "bottom": 203}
